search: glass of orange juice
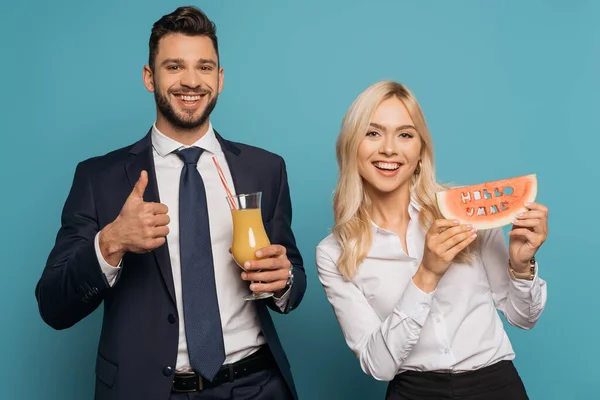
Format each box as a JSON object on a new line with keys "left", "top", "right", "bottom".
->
{"left": 228, "top": 191, "right": 274, "bottom": 301}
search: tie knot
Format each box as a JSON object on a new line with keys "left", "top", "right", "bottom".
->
{"left": 176, "top": 147, "right": 204, "bottom": 165}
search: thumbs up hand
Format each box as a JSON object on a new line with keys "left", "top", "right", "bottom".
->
{"left": 98, "top": 170, "right": 170, "bottom": 266}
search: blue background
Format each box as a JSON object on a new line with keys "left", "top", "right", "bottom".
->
{"left": 1, "top": 1, "right": 598, "bottom": 399}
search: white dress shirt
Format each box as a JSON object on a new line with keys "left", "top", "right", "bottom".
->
{"left": 94, "top": 122, "right": 289, "bottom": 372}
{"left": 315, "top": 199, "right": 547, "bottom": 382}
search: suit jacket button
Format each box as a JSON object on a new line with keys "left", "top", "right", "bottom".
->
{"left": 168, "top": 314, "right": 177, "bottom": 324}
{"left": 163, "top": 366, "right": 173, "bottom": 377}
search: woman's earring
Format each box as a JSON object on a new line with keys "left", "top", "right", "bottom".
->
{"left": 414, "top": 160, "right": 422, "bottom": 175}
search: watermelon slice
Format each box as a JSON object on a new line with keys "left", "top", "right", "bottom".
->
{"left": 435, "top": 174, "right": 537, "bottom": 230}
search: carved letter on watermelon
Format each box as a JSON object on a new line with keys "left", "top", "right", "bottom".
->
{"left": 435, "top": 174, "right": 537, "bottom": 230}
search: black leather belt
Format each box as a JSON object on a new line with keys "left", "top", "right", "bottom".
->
{"left": 172, "top": 346, "right": 276, "bottom": 392}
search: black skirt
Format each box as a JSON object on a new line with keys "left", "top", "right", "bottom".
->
{"left": 385, "top": 360, "right": 529, "bottom": 400}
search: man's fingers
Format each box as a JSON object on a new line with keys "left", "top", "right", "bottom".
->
{"left": 152, "top": 226, "right": 170, "bottom": 238}
{"left": 244, "top": 257, "right": 287, "bottom": 271}
{"left": 147, "top": 236, "right": 166, "bottom": 250}
{"left": 144, "top": 202, "right": 169, "bottom": 215}
{"left": 130, "top": 170, "right": 148, "bottom": 200}
{"left": 242, "top": 269, "right": 288, "bottom": 283}
{"left": 248, "top": 280, "right": 287, "bottom": 293}
{"left": 254, "top": 245, "right": 286, "bottom": 259}
{"left": 152, "top": 214, "right": 170, "bottom": 227}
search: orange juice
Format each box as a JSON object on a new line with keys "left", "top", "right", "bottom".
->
{"left": 231, "top": 208, "right": 270, "bottom": 269}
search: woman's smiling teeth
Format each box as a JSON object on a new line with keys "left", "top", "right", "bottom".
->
{"left": 373, "top": 161, "right": 401, "bottom": 171}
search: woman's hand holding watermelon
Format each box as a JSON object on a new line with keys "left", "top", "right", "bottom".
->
{"left": 507, "top": 202, "right": 549, "bottom": 271}
{"left": 413, "top": 219, "right": 478, "bottom": 292}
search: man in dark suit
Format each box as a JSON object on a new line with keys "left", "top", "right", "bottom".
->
{"left": 35, "top": 6, "right": 306, "bottom": 400}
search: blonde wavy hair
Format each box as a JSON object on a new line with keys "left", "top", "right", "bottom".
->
{"left": 332, "top": 81, "right": 476, "bottom": 280}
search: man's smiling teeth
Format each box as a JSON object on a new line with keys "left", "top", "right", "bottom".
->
{"left": 179, "top": 95, "right": 202, "bottom": 101}
{"left": 374, "top": 162, "right": 400, "bottom": 171}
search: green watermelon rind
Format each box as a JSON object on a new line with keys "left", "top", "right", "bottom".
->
{"left": 435, "top": 174, "right": 538, "bottom": 230}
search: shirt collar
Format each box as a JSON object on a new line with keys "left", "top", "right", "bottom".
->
{"left": 409, "top": 197, "right": 421, "bottom": 213}
{"left": 151, "top": 121, "right": 221, "bottom": 157}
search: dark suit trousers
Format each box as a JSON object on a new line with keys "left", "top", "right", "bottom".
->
{"left": 169, "top": 369, "right": 291, "bottom": 400}
{"left": 385, "top": 360, "right": 529, "bottom": 400}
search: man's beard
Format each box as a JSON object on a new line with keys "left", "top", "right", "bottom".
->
{"left": 154, "top": 86, "right": 218, "bottom": 130}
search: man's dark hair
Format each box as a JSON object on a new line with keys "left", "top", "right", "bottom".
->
{"left": 149, "top": 6, "right": 219, "bottom": 71}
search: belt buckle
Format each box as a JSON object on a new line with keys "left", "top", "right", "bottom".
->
{"left": 173, "top": 373, "right": 203, "bottom": 393}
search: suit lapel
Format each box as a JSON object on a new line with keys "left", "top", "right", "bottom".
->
{"left": 215, "top": 131, "right": 250, "bottom": 195}
{"left": 215, "top": 130, "right": 273, "bottom": 224}
{"left": 125, "top": 130, "right": 177, "bottom": 306}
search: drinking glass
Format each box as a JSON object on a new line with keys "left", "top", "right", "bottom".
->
{"left": 228, "top": 192, "right": 273, "bottom": 301}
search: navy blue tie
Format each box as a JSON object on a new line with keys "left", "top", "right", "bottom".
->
{"left": 176, "top": 147, "right": 225, "bottom": 381}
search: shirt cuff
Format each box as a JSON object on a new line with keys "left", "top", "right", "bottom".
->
{"left": 94, "top": 232, "right": 122, "bottom": 287}
{"left": 397, "top": 279, "right": 436, "bottom": 326}
{"left": 272, "top": 285, "right": 292, "bottom": 311}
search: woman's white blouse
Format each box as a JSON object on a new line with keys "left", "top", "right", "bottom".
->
{"left": 315, "top": 200, "right": 547, "bottom": 381}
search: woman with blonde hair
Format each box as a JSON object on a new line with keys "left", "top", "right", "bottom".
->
{"left": 316, "top": 81, "right": 548, "bottom": 399}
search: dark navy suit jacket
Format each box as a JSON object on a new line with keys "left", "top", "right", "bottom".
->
{"left": 35, "top": 129, "right": 307, "bottom": 400}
